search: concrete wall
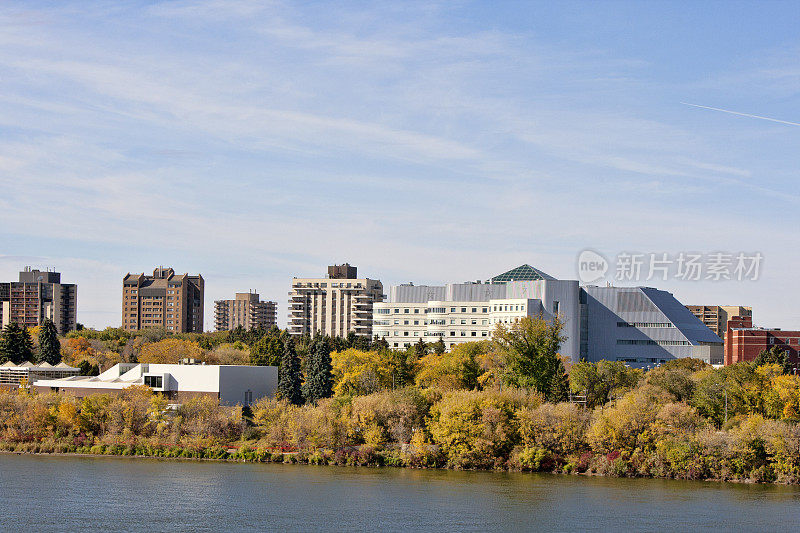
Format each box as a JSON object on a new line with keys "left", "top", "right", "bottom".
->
{"left": 219, "top": 365, "right": 277, "bottom": 406}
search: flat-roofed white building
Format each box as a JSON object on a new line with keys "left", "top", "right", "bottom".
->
{"left": 33, "top": 363, "right": 277, "bottom": 406}
{"left": 0, "top": 361, "right": 80, "bottom": 390}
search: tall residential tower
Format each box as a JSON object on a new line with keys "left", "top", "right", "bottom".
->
{"left": 122, "top": 267, "right": 204, "bottom": 332}
{"left": 214, "top": 292, "right": 278, "bottom": 331}
{"left": 288, "top": 263, "right": 384, "bottom": 338}
{"left": 0, "top": 267, "right": 77, "bottom": 334}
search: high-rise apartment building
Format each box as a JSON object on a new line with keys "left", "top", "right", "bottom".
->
{"left": 214, "top": 292, "right": 278, "bottom": 332}
{"left": 686, "top": 305, "right": 752, "bottom": 340}
{"left": 0, "top": 267, "right": 77, "bottom": 334}
{"left": 288, "top": 263, "right": 384, "bottom": 338}
{"left": 122, "top": 267, "right": 204, "bottom": 332}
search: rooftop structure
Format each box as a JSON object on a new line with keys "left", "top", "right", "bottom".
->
{"left": 490, "top": 264, "right": 556, "bottom": 283}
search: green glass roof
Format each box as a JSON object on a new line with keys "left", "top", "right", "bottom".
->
{"left": 491, "top": 264, "right": 555, "bottom": 283}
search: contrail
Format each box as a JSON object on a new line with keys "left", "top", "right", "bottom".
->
{"left": 681, "top": 102, "right": 800, "bottom": 127}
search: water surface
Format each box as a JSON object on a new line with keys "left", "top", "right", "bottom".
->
{"left": 0, "top": 454, "right": 797, "bottom": 532}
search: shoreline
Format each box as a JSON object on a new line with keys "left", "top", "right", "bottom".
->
{"left": 0, "top": 448, "right": 773, "bottom": 486}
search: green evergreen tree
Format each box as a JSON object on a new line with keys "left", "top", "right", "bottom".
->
{"left": 37, "top": 318, "right": 61, "bottom": 365}
{"left": 754, "top": 346, "right": 792, "bottom": 374}
{"left": 302, "top": 337, "right": 333, "bottom": 403}
{"left": 415, "top": 337, "right": 428, "bottom": 358}
{"left": 0, "top": 323, "right": 35, "bottom": 364}
{"left": 547, "top": 358, "right": 570, "bottom": 402}
{"left": 433, "top": 338, "right": 446, "bottom": 355}
{"left": 277, "top": 338, "right": 303, "bottom": 405}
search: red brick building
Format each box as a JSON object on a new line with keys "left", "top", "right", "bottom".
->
{"left": 725, "top": 315, "right": 800, "bottom": 369}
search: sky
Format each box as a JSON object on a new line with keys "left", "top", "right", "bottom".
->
{"left": 1, "top": 0, "right": 799, "bottom": 331}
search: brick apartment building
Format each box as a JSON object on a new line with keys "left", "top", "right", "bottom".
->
{"left": 0, "top": 267, "right": 77, "bottom": 334}
{"left": 725, "top": 315, "right": 800, "bottom": 370}
{"left": 122, "top": 267, "right": 204, "bottom": 332}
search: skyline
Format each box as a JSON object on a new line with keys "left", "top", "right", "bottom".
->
{"left": 2, "top": 1, "right": 799, "bottom": 330}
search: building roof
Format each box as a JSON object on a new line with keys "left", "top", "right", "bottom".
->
{"left": 491, "top": 264, "right": 556, "bottom": 283}
{"left": 0, "top": 361, "right": 80, "bottom": 371}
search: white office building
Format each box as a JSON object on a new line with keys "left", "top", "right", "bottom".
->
{"left": 373, "top": 265, "right": 580, "bottom": 360}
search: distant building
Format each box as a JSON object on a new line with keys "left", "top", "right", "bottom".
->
{"left": 33, "top": 363, "right": 277, "bottom": 406}
{"left": 376, "top": 264, "right": 722, "bottom": 367}
{"left": 0, "top": 361, "right": 80, "bottom": 390}
{"left": 122, "top": 267, "right": 204, "bottom": 333}
{"left": 214, "top": 292, "right": 277, "bottom": 332}
{"left": 725, "top": 315, "right": 800, "bottom": 369}
{"left": 686, "top": 305, "right": 752, "bottom": 341}
{"left": 583, "top": 286, "right": 724, "bottom": 367}
{"left": 288, "top": 263, "right": 384, "bottom": 338}
{"left": 0, "top": 267, "right": 77, "bottom": 334}
{"left": 374, "top": 264, "right": 578, "bottom": 354}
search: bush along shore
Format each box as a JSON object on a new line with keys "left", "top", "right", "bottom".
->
{"left": 4, "top": 317, "right": 800, "bottom": 483}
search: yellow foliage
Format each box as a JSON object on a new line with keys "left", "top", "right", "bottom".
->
{"left": 138, "top": 339, "right": 205, "bottom": 364}
{"left": 331, "top": 348, "right": 392, "bottom": 396}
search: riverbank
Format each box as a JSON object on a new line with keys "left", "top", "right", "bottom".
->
{"left": 0, "top": 442, "right": 786, "bottom": 486}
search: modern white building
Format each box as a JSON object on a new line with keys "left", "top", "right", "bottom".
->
{"left": 375, "top": 264, "right": 723, "bottom": 368}
{"left": 33, "top": 363, "right": 277, "bottom": 406}
{"left": 373, "top": 265, "right": 581, "bottom": 360}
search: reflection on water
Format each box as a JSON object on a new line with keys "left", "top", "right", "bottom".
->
{"left": 0, "top": 454, "right": 797, "bottom": 532}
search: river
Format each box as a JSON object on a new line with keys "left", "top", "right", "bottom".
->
{"left": 0, "top": 454, "right": 798, "bottom": 532}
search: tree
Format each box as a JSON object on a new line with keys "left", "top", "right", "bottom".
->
{"left": 433, "top": 338, "right": 446, "bottom": 356}
{"left": 569, "top": 360, "right": 642, "bottom": 408}
{"left": 303, "top": 337, "right": 333, "bottom": 403}
{"left": 415, "top": 338, "right": 428, "bottom": 358}
{"left": 0, "top": 323, "right": 35, "bottom": 364}
{"left": 493, "top": 315, "right": 566, "bottom": 396}
{"left": 38, "top": 318, "right": 62, "bottom": 365}
{"left": 250, "top": 334, "right": 284, "bottom": 366}
{"left": 416, "top": 342, "right": 484, "bottom": 390}
{"left": 754, "top": 346, "right": 792, "bottom": 374}
{"left": 277, "top": 338, "right": 303, "bottom": 405}
{"left": 331, "top": 348, "right": 393, "bottom": 396}
{"left": 548, "top": 358, "right": 570, "bottom": 402}
{"left": 139, "top": 338, "right": 205, "bottom": 364}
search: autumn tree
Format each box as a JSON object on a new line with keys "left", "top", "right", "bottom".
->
{"left": 493, "top": 315, "right": 566, "bottom": 400}
{"left": 37, "top": 318, "right": 61, "bottom": 365}
{"left": 277, "top": 338, "right": 303, "bottom": 405}
{"left": 416, "top": 342, "right": 484, "bottom": 390}
{"left": 250, "top": 334, "right": 284, "bottom": 366}
{"left": 331, "top": 348, "right": 392, "bottom": 396}
{"left": 138, "top": 338, "right": 204, "bottom": 364}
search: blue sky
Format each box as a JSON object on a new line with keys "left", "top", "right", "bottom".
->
{"left": 1, "top": 1, "right": 799, "bottom": 330}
